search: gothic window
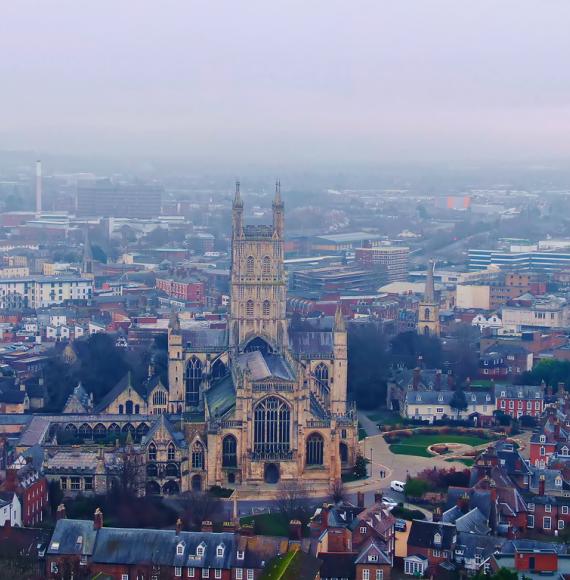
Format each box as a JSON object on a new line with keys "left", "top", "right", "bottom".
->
{"left": 118, "top": 404, "right": 124, "bottom": 414}
{"left": 79, "top": 423, "right": 92, "bottom": 439}
{"left": 254, "top": 396, "right": 290, "bottom": 453}
{"left": 212, "top": 359, "right": 227, "bottom": 379}
{"left": 424, "top": 308, "right": 430, "bottom": 320}
{"left": 153, "top": 390, "right": 167, "bottom": 406}
{"left": 134, "top": 404, "right": 140, "bottom": 414}
{"left": 423, "top": 326, "right": 430, "bottom": 336}
{"left": 315, "top": 363, "right": 329, "bottom": 388}
{"left": 166, "top": 463, "right": 179, "bottom": 477}
{"left": 168, "top": 442, "right": 176, "bottom": 461}
{"left": 185, "top": 357, "right": 202, "bottom": 406}
{"left": 222, "top": 435, "right": 237, "bottom": 467}
{"left": 246, "top": 256, "right": 254, "bottom": 276}
{"left": 244, "top": 337, "right": 271, "bottom": 354}
{"left": 246, "top": 300, "right": 254, "bottom": 317}
{"left": 93, "top": 423, "right": 107, "bottom": 440}
{"left": 108, "top": 423, "right": 120, "bottom": 438}
{"left": 339, "top": 442, "right": 349, "bottom": 464}
{"left": 306, "top": 433, "right": 324, "bottom": 466}
{"left": 262, "top": 300, "right": 270, "bottom": 317}
{"left": 192, "top": 442, "right": 205, "bottom": 469}
{"left": 125, "top": 400, "right": 134, "bottom": 414}
{"left": 148, "top": 442, "right": 157, "bottom": 461}
{"left": 262, "top": 256, "right": 271, "bottom": 276}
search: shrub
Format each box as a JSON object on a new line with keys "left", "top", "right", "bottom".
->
{"left": 404, "top": 478, "right": 430, "bottom": 498}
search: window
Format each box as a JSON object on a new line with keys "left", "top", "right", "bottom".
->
{"left": 197, "top": 544, "right": 205, "bottom": 557}
{"left": 236, "top": 570, "right": 243, "bottom": 580}
{"left": 186, "top": 357, "right": 203, "bottom": 406}
{"left": 237, "top": 551, "right": 245, "bottom": 560}
{"left": 540, "top": 446, "right": 545, "bottom": 456}
{"left": 50, "top": 563, "right": 58, "bottom": 573}
{"left": 188, "top": 569, "right": 195, "bottom": 577}
{"left": 203, "top": 569, "right": 210, "bottom": 579}
{"left": 247, "top": 571, "right": 254, "bottom": 580}
{"left": 262, "top": 256, "right": 271, "bottom": 276}
{"left": 84, "top": 477, "right": 93, "bottom": 491}
{"left": 562, "top": 506, "right": 569, "bottom": 515}
{"left": 543, "top": 516, "right": 551, "bottom": 530}
{"left": 362, "top": 570, "right": 370, "bottom": 580}
{"left": 71, "top": 477, "right": 81, "bottom": 491}
{"left": 148, "top": 442, "right": 157, "bottom": 461}
{"left": 246, "top": 300, "right": 254, "bottom": 317}
{"left": 192, "top": 442, "right": 205, "bottom": 469}
{"left": 528, "top": 514, "right": 534, "bottom": 528}
{"left": 539, "top": 435, "right": 546, "bottom": 443}
{"left": 217, "top": 546, "right": 225, "bottom": 558}
{"left": 222, "top": 435, "right": 238, "bottom": 468}
{"left": 246, "top": 256, "right": 254, "bottom": 276}
{"left": 254, "top": 396, "right": 290, "bottom": 454}
{"left": 559, "top": 520, "right": 565, "bottom": 530}
{"left": 433, "top": 550, "right": 440, "bottom": 557}
{"left": 436, "top": 407, "right": 444, "bottom": 413}
{"left": 176, "top": 568, "right": 182, "bottom": 577}
{"left": 168, "top": 443, "right": 176, "bottom": 461}
{"left": 177, "top": 543, "right": 185, "bottom": 556}
{"left": 262, "top": 300, "right": 270, "bottom": 316}
{"left": 535, "top": 402, "right": 540, "bottom": 410}
{"left": 306, "top": 433, "right": 324, "bottom": 466}
{"left": 215, "top": 571, "right": 222, "bottom": 580}
{"left": 509, "top": 401, "right": 514, "bottom": 409}
{"left": 375, "top": 571, "right": 383, "bottom": 580}
{"left": 527, "top": 503, "right": 534, "bottom": 512}
{"left": 500, "top": 401, "right": 506, "bottom": 409}
{"left": 122, "top": 575, "right": 129, "bottom": 580}
{"left": 360, "top": 526, "right": 367, "bottom": 534}
{"left": 545, "top": 504, "right": 552, "bottom": 513}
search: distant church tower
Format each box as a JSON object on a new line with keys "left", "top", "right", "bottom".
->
{"left": 82, "top": 229, "right": 94, "bottom": 278}
{"left": 229, "top": 180, "right": 288, "bottom": 353}
{"left": 417, "top": 259, "right": 440, "bottom": 337}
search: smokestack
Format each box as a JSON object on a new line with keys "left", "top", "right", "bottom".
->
{"left": 35, "top": 160, "right": 42, "bottom": 215}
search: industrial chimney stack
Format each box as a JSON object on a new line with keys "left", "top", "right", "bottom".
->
{"left": 35, "top": 160, "right": 42, "bottom": 215}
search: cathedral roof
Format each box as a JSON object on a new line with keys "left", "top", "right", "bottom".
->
{"left": 181, "top": 328, "right": 228, "bottom": 350}
{"left": 143, "top": 414, "right": 186, "bottom": 447}
{"left": 205, "top": 374, "right": 236, "bottom": 418}
{"left": 235, "top": 351, "right": 295, "bottom": 382}
{"left": 94, "top": 373, "right": 146, "bottom": 413}
{"left": 289, "top": 331, "right": 334, "bottom": 358}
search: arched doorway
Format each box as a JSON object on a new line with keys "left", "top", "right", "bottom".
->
{"left": 163, "top": 480, "right": 180, "bottom": 495}
{"left": 264, "top": 463, "right": 280, "bottom": 484}
{"left": 191, "top": 474, "right": 202, "bottom": 492}
{"left": 339, "top": 442, "right": 348, "bottom": 465}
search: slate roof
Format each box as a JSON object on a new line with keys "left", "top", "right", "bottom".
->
{"left": 142, "top": 414, "right": 187, "bottom": 448}
{"left": 289, "top": 331, "right": 334, "bottom": 357}
{"left": 205, "top": 374, "right": 236, "bottom": 418}
{"left": 181, "top": 328, "right": 228, "bottom": 350}
{"left": 235, "top": 351, "right": 295, "bottom": 382}
{"left": 93, "top": 529, "right": 236, "bottom": 568}
{"left": 407, "top": 521, "right": 456, "bottom": 551}
{"left": 405, "top": 390, "right": 453, "bottom": 405}
{"left": 237, "top": 535, "right": 290, "bottom": 569}
{"left": 354, "top": 538, "right": 391, "bottom": 565}
{"left": 499, "top": 539, "right": 568, "bottom": 555}
{"left": 455, "top": 532, "right": 505, "bottom": 561}
{"left": 528, "top": 467, "right": 570, "bottom": 493}
{"left": 454, "top": 508, "right": 491, "bottom": 535}
{"left": 494, "top": 384, "right": 544, "bottom": 399}
{"left": 47, "top": 519, "right": 98, "bottom": 557}
{"left": 317, "top": 552, "right": 356, "bottom": 580}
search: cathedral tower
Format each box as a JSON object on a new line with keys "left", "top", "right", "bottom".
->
{"left": 229, "top": 180, "right": 288, "bottom": 352}
{"left": 417, "top": 259, "right": 440, "bottom": 337}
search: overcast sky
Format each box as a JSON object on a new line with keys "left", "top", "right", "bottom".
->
{"left": 1, "top": 0, "right": 569, "bottom": 167}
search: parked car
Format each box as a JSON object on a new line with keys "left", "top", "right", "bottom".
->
{"left": 382, "top": 496, "right": 398, "bottom": 507}
{"left": 390, "top": 480, "right": 405, "bottom": 493}
{"left": 395, "top": 519, "right": 407, "bottom": 532}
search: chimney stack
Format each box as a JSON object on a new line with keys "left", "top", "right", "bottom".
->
{"left": 413, "top": 367, "right": 421, "bottom": 390}
{"left": 435, "top": 370, "right": 442, "bottom": 391}
{"left": 432, "top": 506, "right": 442, "bottom": 522}
{"left": 374, "top": 492, "right": 383, "bottom": 504}
{"left": 35, "top": 160, "right": 42, "bottom": 215}
{"left": 289, "top": 519, "right": 302, "bottom": 540}
{"left": 176, "top": 518, "right": 183, "bottom": 535}
{"left": 201, "top": 521, "right": 214, "bottom": 533}
{"left": 93, "top": 507, "right": 103, "bottom": 530}
{"left": 223, "top": 521, "right": 237, "bottom": 533}
{"left": 56, "top": 504, "right": 67, "bottom": 520}
{"left": 539, "top": 474, "right": 546, "bottom": 496}
{"left": 447, "top": 371, "right": 454, "bottom": 389}
{"left": 357, "top": 492, "right": 365, "bottom": 508}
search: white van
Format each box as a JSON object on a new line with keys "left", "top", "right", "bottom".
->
{"left": 390, "top": 480, "right": 405, "bottom": 493}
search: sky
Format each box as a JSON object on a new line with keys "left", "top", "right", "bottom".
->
{"left": 1, "top": 0, "right": 569, "bottom": 168}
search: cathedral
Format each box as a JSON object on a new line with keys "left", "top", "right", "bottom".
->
{"left": 167, "top": 182, "right": 358, "bottom": 488}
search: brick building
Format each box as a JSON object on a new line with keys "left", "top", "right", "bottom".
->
{"left": 495, "top": 384, "right": 544, "bottom": 419}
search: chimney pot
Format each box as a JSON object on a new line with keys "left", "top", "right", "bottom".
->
{"left": 201, "top": 520, "right": 214, "bottom": 533}
{"left": 93, "top": 507, "right": 103, "bottom": 530}
{"left": 176, "top": 518, "right": 183, "bottom": 535}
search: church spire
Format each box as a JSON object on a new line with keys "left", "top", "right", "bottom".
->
{"left": 272, "top": 178, "right": 284, "bottom": 238}
{"left": 232, "top": 180, "right": 243, "bottom": 239}
{"left": 169, "top": 309, "right": 181, "bottom": 333}
{"left": 424, "top": 259, "right": 436, "bottom": 303}
{"left": 233, "top": 180, "right": 243, "bottom": 208}
{"left": 334, "top": 303, "right": 346, "bottom": 333}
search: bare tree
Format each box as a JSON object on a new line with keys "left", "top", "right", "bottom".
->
{"left": 110, "top": 446, "right": 144, "bottom": 499}
{"left": 329, "top": 479, "right": 346, "bottom": 504}
{"left": 180, "top": 491, "right": 224, "bottom": 530}
{"left": 275, "top": 480, "right": 313, "bottom": 524}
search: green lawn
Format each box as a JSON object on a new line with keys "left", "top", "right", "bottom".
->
{"left": 445, "top": 458, "right": 475, "bottom": 467}
{"left": 389, "top": 433, "right": 491, "bottom": 457}
{"left": 364, "top": 408, "right": 405, "bottom": 425}
{"left": 240, "top": 513, "right": 292, "bottom": 537}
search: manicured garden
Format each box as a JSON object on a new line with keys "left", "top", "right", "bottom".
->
{"left": 240, "top": 513, "right": 293, "bottom": 537}
{"left": 387, "top": 431, "right": 493, "bottom": 457}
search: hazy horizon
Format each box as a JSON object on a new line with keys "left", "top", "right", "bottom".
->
{"left": 2, "top": 0, "right": 569, "bottom": 167}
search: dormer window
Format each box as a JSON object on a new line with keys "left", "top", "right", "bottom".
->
{"left": 216, "top": 545, "right": 225, "bottom": 558}
{"left": 197, "top": 543, "right": 206, "bottom": 557}
{"left": 501, "top": 391, "right": 506, "bottom": 397}
{"left": 540, "top": 435, "right": 546, "bottom": 443}
{"left": 518, "top": 392, "right": 523, "bottom": 398}
{"left": 417, "top": 395, "right": 422, "bottom": 402}
{"left": 438, "top": 395, "right": 443, "bottom": 402}
{"left": 434, "top": 532, "right": 442, "bottom": 547}
{"left": 471, "top": 395, "right": 476, "bottom": 402}
{"left": 555, "top": 477, "right": 563, "bottom": 487}
{"left": 237, "top": 551, "right": 245, "bottom": 560}
{"left": 368, "top": 554, "right": 379, "bottom": 563}
{"left": 562, "top": 447, "right": 569, "bottom": 456}
{"left": 486, "top": 395, "right": 491, "bottom": 402}
{"left": 176, "top": 542, "right": 185, "bottom": 556}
